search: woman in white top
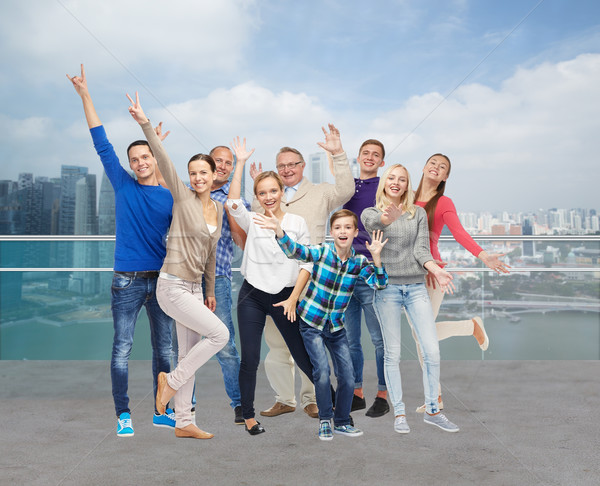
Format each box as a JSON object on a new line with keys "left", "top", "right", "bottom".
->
{"left": 227, "top": 164, "right": 314, "bottom": 435}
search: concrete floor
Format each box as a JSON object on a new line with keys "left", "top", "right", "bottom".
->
{"left": 0, "top": 359, "right": 598, "bottom": 486}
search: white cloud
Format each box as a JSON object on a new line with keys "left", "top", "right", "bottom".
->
{"left": 0, "top": 0, "right": 258, "bottom": 85}
{"left": 366, "top": 53, "right": 600, "bottom": 211}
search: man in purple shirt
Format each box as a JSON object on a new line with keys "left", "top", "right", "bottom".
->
{"left": 342, "top": 139, "right": 390, "bottom": 418}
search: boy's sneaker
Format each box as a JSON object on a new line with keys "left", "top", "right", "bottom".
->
{"left": 153, "top": 407, "right": 175, "bottom": 428}
{"left": 117, "top": 412, "right": 134, "bottom": 437}
{"left": 334, "top": 424, "right": 363, "bottom": 437}
{"left": 393, "top": 415, "right": 410, "bottom": 434}
{"left": 424, "top": 412, "right": 459, "bottom": 433}
{"left": 318, "top": 420, "right": 333, "bottom": 441}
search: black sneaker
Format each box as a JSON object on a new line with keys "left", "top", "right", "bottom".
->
{"left": 234, "top": 405, "right": 244, "bottom": 425}
{"left": 365, "top": 397, "right": 390, "bottom": 418}
{"left": 351, "top": 394, "right": 367, "bottom": 412}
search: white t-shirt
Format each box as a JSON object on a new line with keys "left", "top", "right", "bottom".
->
{"left": 227, "top": 199, "right": 312, "bottom": 294}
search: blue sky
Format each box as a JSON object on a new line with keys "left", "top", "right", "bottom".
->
{"left": 1, "top": 0, "right": 599, "bottom": 212}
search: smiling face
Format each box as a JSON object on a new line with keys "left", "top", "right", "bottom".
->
{"left": 255, "top": 176, "right": 283, "bottom": 214}
{"left": 128, "top": 145, "right": 157, "bottom": 183}
{"left": 211, "top": 147, "right": 234, "bottom": 188}
{"left": 384, "top": 166, "right": 409, "bottom": 203}
{"left": 357, "top": 143, "right": 385, "bottom": 179}
{"left": 423, "top": 154, "right": 450, "bottom": 184}
{"left": 276, "top": 151, "right": 305, "bottom": 188}
{"left": 188, "top": 159, "right": 217, "bottom": 195}
{"left": 330, "top": 215, "right": 358, "bottom": 253}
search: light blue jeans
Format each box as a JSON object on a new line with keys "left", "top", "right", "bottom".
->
{"left": 373, "top": 283, "right": 441, "bottom": 416}
{"left": 344, "top": 279, "right": 386, "bottom": 391}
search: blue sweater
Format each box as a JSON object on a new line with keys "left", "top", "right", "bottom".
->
{"left": 91, "top": 126, "right": 173, "bottom": 272}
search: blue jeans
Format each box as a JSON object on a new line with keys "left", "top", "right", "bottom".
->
{"left": 110, "top": 272, "right": 173, "bottom": 417}
{"left": 300, "top": 320, "right": 353, "bottom": 426}
{"left": 211, "top": 276, "right": 242, "bottom": 408}
{"left": 373, "top": 283, "right": 441, "bottom": 416}
{"left": 344, "top": 279, "right": 386, "bottom": 391}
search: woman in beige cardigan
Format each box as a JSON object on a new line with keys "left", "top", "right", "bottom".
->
{"left": 127, "top": 92, "right": 229, "bottom": 439}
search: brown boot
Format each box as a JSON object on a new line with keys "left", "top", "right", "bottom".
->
{"left": 175, "top": 424, "right": 214, "bottom": 439}
{"left": 260, "top": 402, "right": 296, "bottom": 417}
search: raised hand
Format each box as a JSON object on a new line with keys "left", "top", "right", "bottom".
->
{"left": 316, "top": 123, "right": 344, "bottom": 155}
{"left": 480, "top": 252, "right": 511, "bottom": 274}
{"left": 231, "top": 136, "right": 255, "bottom": 165}
{"left": 66, "top": 64, "right": 88, "bottom": 97}
{"left": 154, "top": 122, "right": 170, "bottom": 142}
{"left": 126, "top": 91, "right": 149, "bottom": 125}
{"left": 249, "top": 161, "right": 263, "bottom": 180}
{"left": 253, "top": 209, "right": 282, "bottom": 236}
{"left": 365, "top": 230, "right": 388, "bottom": 258}
{"left": 381, "top": 203, "right": 403, "bottom": 224}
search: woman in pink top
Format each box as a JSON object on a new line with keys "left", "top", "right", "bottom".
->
{"left": 411, "top": 153, "right": 510, "bottom": 412}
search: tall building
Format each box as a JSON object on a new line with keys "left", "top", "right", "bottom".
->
{"left": 308, "top": 152, "right": 328, "bottom": 184}
{"left": 72, "top": 174, "right": 99, "bottom": 294}
{"left": 58, "top": 165, "right": 88, "bottom": 235}
{"left": 98, "top": 172, "right": 115, "bottom": 235}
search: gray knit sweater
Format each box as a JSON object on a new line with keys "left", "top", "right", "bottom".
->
{"left": 361, "top": 206, "right": 433, "bottom": 285}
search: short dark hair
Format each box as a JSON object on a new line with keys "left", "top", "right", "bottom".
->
{"left": 329, "top": 209, "right": 358, "bottom": 229}
{"left": 127, "top": 140, "right": 153, "bottom": 160}
{"left": 187, "top": 153, "right": 216, "bottom": 172}
{"left": 358, "top": 139, "right": 385, "bottom": 160}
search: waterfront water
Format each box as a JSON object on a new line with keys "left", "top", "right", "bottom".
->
{"left": 2, "top": 308, "right": 598, "bottom": 360}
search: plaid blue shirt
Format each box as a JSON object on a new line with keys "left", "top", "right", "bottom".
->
{"left": 277, "top": 232, "right": 388, "bottom": 332}
{"left": 210, "top": 181, "right": 249, "bottom": 279}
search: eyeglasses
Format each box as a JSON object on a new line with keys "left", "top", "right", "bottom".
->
{"left": 276, "top": 161, "right": 303, "bottom": 171}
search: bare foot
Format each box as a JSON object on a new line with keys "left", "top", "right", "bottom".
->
{"left": 245, "top": 418, "right": 258, "bottom": 429}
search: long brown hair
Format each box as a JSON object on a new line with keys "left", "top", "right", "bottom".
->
{"left": 414, "top": 154, "right": 452, "bottom": 231}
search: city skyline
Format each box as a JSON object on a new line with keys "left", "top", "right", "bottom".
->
{"left": 1, "top": 1, "right": 599, "bottom": 212}
{"left": 1, "top": 162, "right": 598, "bottom": 236}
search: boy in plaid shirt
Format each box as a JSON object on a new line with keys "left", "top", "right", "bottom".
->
{"left": 255, "top": 208, "right": 388, "bottom": 440}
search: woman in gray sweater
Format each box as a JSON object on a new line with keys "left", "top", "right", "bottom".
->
{"left": 362, "top": 164, "right": 458, "bottom": 435}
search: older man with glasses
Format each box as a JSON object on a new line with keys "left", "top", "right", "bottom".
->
{"left": 254, "top": 126, "right": 354, "bottom": 420}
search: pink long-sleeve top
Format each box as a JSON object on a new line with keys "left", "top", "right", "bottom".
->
{"left": 415, "top": 195, "right": 483, "bottom": 262}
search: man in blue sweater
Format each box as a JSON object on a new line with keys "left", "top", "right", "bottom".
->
{"left": 68, "top": 65, "right": 175, "bottom": 437}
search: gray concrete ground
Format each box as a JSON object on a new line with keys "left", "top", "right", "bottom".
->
{"left": 0, "top": 360, "right": 598, "bottom": 486}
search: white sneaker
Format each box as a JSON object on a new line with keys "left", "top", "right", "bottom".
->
{"left": 424, "top": 412, "right": 459, "bottom": 433}
{"left": 393, "top": 415, "right": 410, "bottom": 434}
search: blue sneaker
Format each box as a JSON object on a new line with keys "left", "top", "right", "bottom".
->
{"left": 153, "top": 407, "right": 176, "bottom": 428}
{"left": 117, "top": 412, "right": 134, "bottom": 437}
{"left": 318, "top": 420, "right": 333, "bottom": 441}
{"left": 333, "top": 424, "right": 363, "bottom": 437}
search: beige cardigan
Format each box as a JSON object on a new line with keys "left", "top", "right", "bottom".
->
{"left": 252, "top": 151, "right": 354, "bottom": 244}
{"left": 141, "top": 121, "right": 222, "bottom": 296}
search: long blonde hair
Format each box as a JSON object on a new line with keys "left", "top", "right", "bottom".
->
{"left": 375, "top": 164, "right": 416, "bottom": 219}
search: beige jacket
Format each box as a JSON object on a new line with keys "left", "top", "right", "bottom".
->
{"left": 142, "top": 122, "right": 222, "bottom": 295}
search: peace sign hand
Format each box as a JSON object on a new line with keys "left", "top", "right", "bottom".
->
{"left": 126, "top": 91, "right": 149, "bottom": 125}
